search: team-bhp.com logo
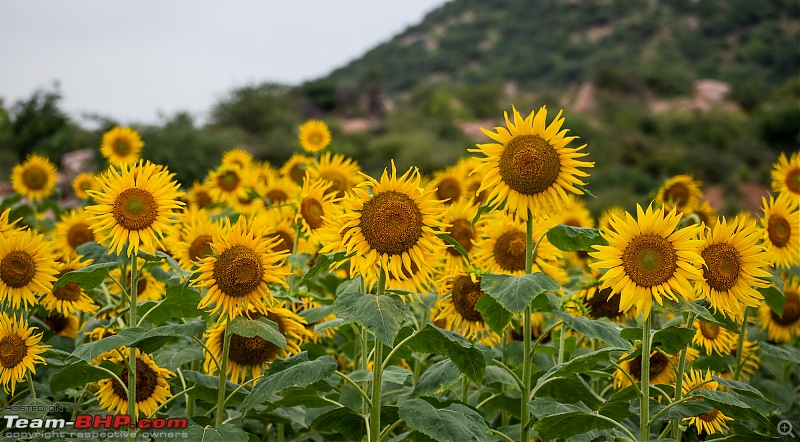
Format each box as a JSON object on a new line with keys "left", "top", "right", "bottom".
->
{"left": 3, "top": 414, "right": 188, "bottom": 430}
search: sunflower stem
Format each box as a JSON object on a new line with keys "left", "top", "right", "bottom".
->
{"left": 26, "top": 371, "right": 36, "bottom": 401}
{"left": 671, "top": 311, "right": 696, "bottom": 441}
{"left": 127, "top": 254, "right": 139, "bottom": 432}
{"left": 215, "top": 315, "right": 232, "bottom": 427}
{"left": 369, "top": 268, "right": 387, "bottom": 441}
{"left": 639, "top": 314, "right": 652, "bottom": 442}
{"left": 733, "top": 307, "right": 749, "bottom": 382}
{"left": 461, "top": 376, "right": 469, "bottom": 404}
{"left": 521, "top": 209, "right": 534, "bottom": 442}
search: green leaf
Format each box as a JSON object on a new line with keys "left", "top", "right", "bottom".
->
{"left": 383, "top": 365, "right": 413, "bottom": 384}
{"left": 474, "top": 295, "right": 513, "bottom": 334}
{"left": 529, "top": 397, "right": 592, "bottom": 418}
{"left": 300, "top": 251, "right": 349, "bottom": 285}
{"left": 552, "top": 311, "right": 631, "bottom": 351}
{"left": 154, "top": 343, "right": 204, "bottom": 372}
{"left": 49, "top": 360, "right": 122, "bottom": 391}
{"left": 759, "top": 286, "right": 785, "bottom": 318}
{"left": 436, "top": 233, "right": 471, "bottom": 264}
{"left": 546, "top": 224, "right": 608, "bottom": 252}
{"left": 228, "top": 316, "right": 287, "bottom": 349}
{"left": 183, "top": 370, "right": 249, "bottom": 405}
{"left": 480, "top": 273, "right": 560, "bottom": 314}
{"left": 71, "top": 319, "right": 207, "bottom": 361}
{"left": 649, "top": 399, "right": 713, "bottom": 425}
{"left": 415, "top": 359, "right": 462, "bottom": 396}
{"left": 311, "top": 407, "right": 366, "bottom": 441}
{"left": 651, "top": 326, "right": 695, "bottom": 354}
{"left": 75, "top": 241, "right": 122, "bottom": 264}
{"left": 533, "top": 411, "right": 616, "bottom": 440}
{"left": 681, "top": 300, "right": 738, "bottom": 333}
{"left": 407, "top": 325, "right": 486, "bottom": 384}
{"left": 535, "top": 347, "right": 623, "bottom": 388}
{"left": 759, "top": 341, "right": 800, "bottom": 363}
{"left": 140, "top": 286, "right": 207, "bottom": 325}
{"left": 711, "top": 376, "right": 775, "bottom": 404}
{"left": 598, "top": 386, "right": 637, "bottom": 420}
{"left": 299, "top": 305, "right": 334, "bottom": 324}
{"left": 399, "top": 398, "right": 491, "bottom": 442}
{"left": 483, "top": 366, "right": 518, "bottom": 387}
{"left": 242, "top": 352, "right": 337, "bottom": 411}
{"left": 471, "top": 204, "right": 493, "bottom": 226}
{"left": 315, "top": 318, "right": 346, "bottom": 332}
{"left": 182, "top": 424, "right": 250, "bottom": 442}
{"left": 689, "top": 389, "right": 750, "bottom": 408}
{"left": 333, "top": 292, "right": 412, "bottom": 347}
{"left": 53, "top": 262, "right": 118, "bottom": 291}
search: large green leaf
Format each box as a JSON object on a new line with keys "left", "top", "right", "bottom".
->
{"left": 154, "top": 342, "right": 204, "bottom": 372}
{"left": 535, "top": 347, "right": 623, "bottom": 387}
{"left": 333, "top": 291, "right": 412, "bottom": 347}
{"left": 648, "top": 399, "right": 713, "bottom": 425}
{"left": 651, "top": 326, "right": 695, "bottom": 354}
{"left": 551, "top": 311, "right": 631, "bottom": 351}
{"left": 759, "top": 286, "right": 785, "bottom": 318}
{"left": 533, "top": 411, "right": 617, "bottom": 440}
{"left": 139, "top": 286, "right": 207, "bottom": 325}
{"left": 529, "top": 397, "right": 592, "bottom": 418}
{"left": 546, "top": 225, "right": 608, "bottom": 252}
{"left": 759, "top": 341, "right": 800, "bottom": 363}
{"left": 299, "top": 251, "right": 349, "bottom": 285}
{"left": 180, "top": 424, "right": 249, "bottom": 442}
{"left": 474, "top": 295, "right": 513, "bottom": 334}
{"left": 480, "top": 273, "right": 560, "bottom": 314}
{"left": 71, "top": 319, "right": 207, "bottom": 361}
{"left": 228, "top": 316, "right": 287, "bottom": 349}
{"left": 310, "top": 407, "right": 366, "bottom": 442}
{"left": 415, "top": 359, "right": 462, "bottom": 396}
{"left": 398, "top": 398, "right": 491, "bottom": 442}
{"left": 690, "top": 389, "right": 750, "bottom": 408}
{"left": 53, "top": 262, "right": 118, "bottom": 292}
{"left": 242, "top": 352, "right": 337, "bottom": 411}
{"left": 681, "top": 300, "right": 738, "bottom": 333}
{"left": 299, "top": 305, "right": 334, "bottom": 324}
{"left": 711, "top": 376, "right": 775, "bottom": 405}
{"left": 598, "top": 386, "right": 637, "bottom": 420}
{"left": 407, "top": 325, "right": 485, "bottom": 384}
{"left": 75, "top": 241, "right": 122, "bottom": 264}
{"left": 182, "top": 370, "right": 249, "bottom": 405}
{"left": 49, "top": 360, "right": 122, "bottom": 391}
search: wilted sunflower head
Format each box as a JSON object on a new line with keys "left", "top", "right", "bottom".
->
{"left": 99, "top": 126, "right": 144, "bottom": 167}
{"left": 10, "top": 153, "right": 58, "bottom": 201}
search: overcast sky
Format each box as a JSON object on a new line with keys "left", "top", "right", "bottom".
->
{"left": 0, "top": 1, "right": 448, "bottom": 126}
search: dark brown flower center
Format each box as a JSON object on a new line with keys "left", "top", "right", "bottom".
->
{"left": 446, "top": 218, "right": 474, "bottom": 257}
{"left": 770, "top": 290, "right": 800, "bottom": 326}
{"left": 767, "top": 215, "right": 791, "bottom": 248}
{"left": 498, "top": 134, "right": 561, "bottom": 196}
{"left": 698, "top": 409, "right": 720, "bottom": 422}
{"left": 0, "top": 251, "right": 36, "bottom": 288}
{"left": 189, "top": 235, "right": 214, "bottom": 262}
{"left": 195, "top": 190, "right": 213, "bottom": 208}
{"left": 114, "top": 140, "right": 131, "bottom": 156}
{"left": 217, "top": 171, "right": 241, "bottom": 192}
{"left": 699, "top": 321, "right": 720, "bottom": 339}
{"left": 289, "top": 163, "right": 306, "bottom": 184}
{"left": 451, "top": 275, "right": 483, "bottom": 322}
{"left": 628, "top": 351, "right": 670, "bottom": 382}
{"left": 0, "top": 334, "right": 26, "bottom": 368}
{"left": 320, "top": 170, "right": 348, "bottom": 198}
{"left": 701, "top": 243, "right": 741, "bottom": 291}
{"left": 266, "top": 189, "right": 288, "bottom": 205}
{"left": 585, "top": 287, "right": 623, "bottom": 320}
{"left": 112, "top": 188, "right": 158, "bottom": 231}
{"left": 359, "top": 191, "right": 423, "bottom": 255}
{"left": 22, "top": 166, "right": 48, "bottom": 190}
{"left": 43, "top": 314, "right": 69, "bottom": 334}
{"left": 663, "top": 182, "right": 690, "bottom": 208}
{"left": 112, "top": 357, "right": 158, "bottom": 403}
{"left": 267, "top": 231, "right": 294, "bottom": 254}
{"left": 786, "top": 167, "right": 800, "bottom": 194}
{"left": 213, "top": 245, "right": 263, "bottom": 298}
{"left": 436, "top": 177, "right": 462, "bottom": 204}
{"left": 67, "top": 223, "right": 94, "bottom": 249}
{"left": 622, "top": 234, "right": 677, "bottom": 288}
{"left": 53, "top": 270, "right": 82, "bottom": 301}
{"left": 492, "top": 229, "right": 526, "bottom": 272}
{"left": 228, "top": 312, "right": 284, "bottom": 366}
{"left": 300, "top": 198, "right": 325, "bottom": 230}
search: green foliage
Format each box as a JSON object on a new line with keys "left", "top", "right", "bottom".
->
{"left": 480, "top": 273, "right": 560, "bottom": 314}
{"left": 332, "top": 291, "right": 412, "bottom": 347}
{"left": 242, "top": 352, "right": 338, "bottom": 411}
{"left": 398, "top": 398, "right": 491, "bottom": 442}
{"left": 49, "top": 360, "right": 122, "bottom": 392}
{"left": 546, "top": 225, "right": 608, "bottom": 252}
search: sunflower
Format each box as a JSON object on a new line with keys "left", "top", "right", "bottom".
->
{"left": 203, "top": 306, "right": 311, "bottom": 384}
{"left": 363, "top": 259, "right": 436, "bottom": 302}
{"left": 108, "top": 265, "right": 166, "bottom": 303}
{"left": 0, "top": 314, "right": 48, "bottom": 394}
{"left": 696, "top": 217, "right": 771, "bottom": 320}
{"left": 430, "top": 163, "right": 469, "bottom": 205}
{"left": 771, "top": 151, "right": 800, "bottom": 203}
{"left": 230, "top": 181, "right": 266, "bottom": 215}
{"left": 251, "top": 207, "right": 307, "bottom": 256}
{"left": 721, "top": 339, "right": 759, "bottom": 381}
{"left": 298, "top": 120, "right": 332, "bottom": 153}
{"left": 307, "top": 152, "right": 364, "bottom": 198}
{"left": 760, "top": 191, "right": 800, "bottom": 268}
{"left": 590, "top": 204, "right": 705, "bottom": 319}
{"left": 290, "top": 297, "right": 336, "bottom": 343}
{"left": 323, "top": 161, "right": 447, "bottom": 282}
{"left": 758, "top": 276, "right": 800, "bottom": 343}
{"left": 296, "top": 175, "right": 336, "bottom": 245}
{"left": 206, "top": 164, "right": 252, "bottom": 206}
{"left": 95, "top": 347, "right": 174, "bottom": 417}
{"left": 168, "top": 207, "right": 224, "bottom": 270}
{"left": 473, "top": 212, "right": 568, "bottom": 284}
{"left": 0, "top": 209, "right": 22, "bottom": 239}
{"left": 655, "top": 175, "right": 703, "bottom": 213}
{"left": 87, "top": 161, "right": 183, "bottom": 257}
{"left": 692, "top": 320, "right": 736, "bottom": 355}
{"left": 685, "top": 200, "right": 718, "bottom": 227}
{"left": 72, "top": 172, "right": 98, "bottom": 199}
{"left": 598, "top": 206, "right": 627, "bottom": 235}
{"left": 574, "top": 280, "right": 628, "bottom": 322}
{"left": 458, "top": 156, "right": 489, "bottom": 206}
{"left": 469, "top": 106, "right": 593, "bottom": 220}
{"left": 221, "top": 148, "right": 253, "bottom": 170}
{"left": 263, "top": 177, "right": 298, "bottom": 207}
{"left": 439, "top": 199, "right": 481, "bottom": 271}
{"left": 51, "top": 208, "right": 96, "bottom": 260}
{"left": 433, "top": 271, "right": 501, "bottom": 344}
{"left": 613, "top": 348, "right": 698, "bottom": 389}
{"left": 37, "top": 312, "right": 80, "bottom": 339}
{"left": 253, "top": 161, "right": 279, "bottom": 187}
{"left": 681, "top": 370, "right": 733, "bottom": 435}
{"left": 10, "top": 153, "right": 58, "bottom": 201}
{"left": 100, "top": 126, "right": 144, "bottom": 167}
{"left": 40, "top": 260, "right": 98, "bottom": 315}
{"left": 186, "top": 181, "right": 215, "bottom": 210}
{"left": 194, "top": 217, "right": 290, "bottom": 318}
{"left": 0, "top": 229, "right": 58, "bottom": 310}
{"left": 280, "top": 154, "right": 316, "bottom": 185}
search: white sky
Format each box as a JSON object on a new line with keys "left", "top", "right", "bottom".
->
{"left": 0, "top": 1, "right": 448, "bottom": 126}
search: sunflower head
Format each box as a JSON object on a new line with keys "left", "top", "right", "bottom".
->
{"left": 681, "top": 370, "right": 733, "bottom": 435}
{"left": 298, "top": 120, "right": 332, "bottom": 153}
{"left": 433, "top": 271, "right": 501, "bottom": 344}
{"left": 655, "top": 175, "right": 703, "bottom": 213}
{"left": 0, "top": 229, "right": 59, "bottom": 310}
{"left": 771, "top": 151, "right": 800, "bottom": 201}
{"left": 52, "top": 208, "right": 96, "bottom": 260}
{"left": 40, "top": 259, "right": 98, "bottom": 316}
{"left": 71, "top": 172, "right": 98, "bottom": 199}
{"left": 0, "top": 313, "right": 49, "bottom": 394}
{"left": 307, "top": 152, "right": 364, "bottom": 198}
{"left": 221, "top": 148, "right": 253, "bottom": 170}
{"left": 760, "top": 191, "right": 800, "bottom": 268}
{"left": 95, "top": 347, "right": 174, "bottom": 417}
{"left": 100, "top": 126, "right": 144, "bottom": 166}
{"left": 280, "top": 154, "right": 316, "bottom": 184}
{"left": 10, "top": 154, "right": 58, "bottom": 201}
{"left": 187, "top": 181, "right": 215, "bottom": 209}
{"left": 759, "top": 275, "right": 800, "bottom": 343}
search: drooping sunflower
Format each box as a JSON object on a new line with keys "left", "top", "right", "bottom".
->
{"left": 473, "top": 212, "right": 568, "bottom": 284}
{"left": 100, "top": 126, "right": 144, "bottom": 167}
{"left": 10, "top": 153, "right": 58, "bottom": 201}
{"left": 433, "top": 271, "right": 501, "bottom": 344}
{"left": 280, "top": 154, "right": 316, "bottom": 185}
{"left": 108, "top": 264, "right": 166, "bottom": 303}
{"left": 307, "top": 152, "right": 364, "bottom": 198}
{"left": 469, "top": 106, "right": 594, "bottom": 220}
{"left": 40, "top": 260, "right": 98, "bottom": 316}
{"left": 590, "top": 204, "right": 705, "bottom": 319}
{"left": 758, "top": 276, "right": 800, "bottom": 343}
{"left": 760, "top": 191, "right": 800, "bottom": 268}
{"left": 681, "top": 370, "right": 733, "bottom": 435}
{"left": 194, "top": 217, "right": 290, "bottom": 318}
{"left": 71, "top": 172, "right": 98, "bottom": 199}
{"left": 51, "top": 208, "right": 96, "bottom": 260}
{"left": 168, "top": 207, "right": 224, "bottom": 270}
{"left": 221, "top": 148, "right": 253, "bottom": 170}
{"left": 95, "top": 347, "right": 174, "bottom": 416}
{"left": 0, "top": 229, "right": 58, "bottom": 310}
{"left": 0, "top": 314, "right": 48, "bottom": 394}
{"left": 37, "top": 312, "right": 81, "bottom": 339}
{"left": 0, "top": 209, "right": 22, "bottom": 239}
{"left": 439, "top": 199, "right": 482, "bottom": 271}
{"left": 296, "top": 175, "right": 336, "bottom": 245}
{"left": 87, "top": 161, "right": 184, "bottom": 257}
{"left": 692, "top": 320, "right": 736, "bottom": 356}
{"left": 655, "top": 174, "right": 703, "bottom": 213}
{"left": 697, "top": 217, "right": 771, "bottom": 319}
{"left": 203, "top": 306, "right": 311, "bottom": 384}
{"left": 771, "top": 151, "right": 800, "bottom": 204}
{"left": 323, "top": 161, "right": 447, "bottom": 282}
{"left": 298, "top": 120, "right": 332, "bottom": 153}
{"left": 613, "top": 347, "right": 698, "bottom": 389}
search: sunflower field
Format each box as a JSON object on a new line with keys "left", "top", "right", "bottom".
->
{"left": 0, "top": 106, "right": 799, "bottom": 442}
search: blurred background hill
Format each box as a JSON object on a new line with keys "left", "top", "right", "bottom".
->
{"left": 1, "top": 0, "right": 798, "bottom": 213}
